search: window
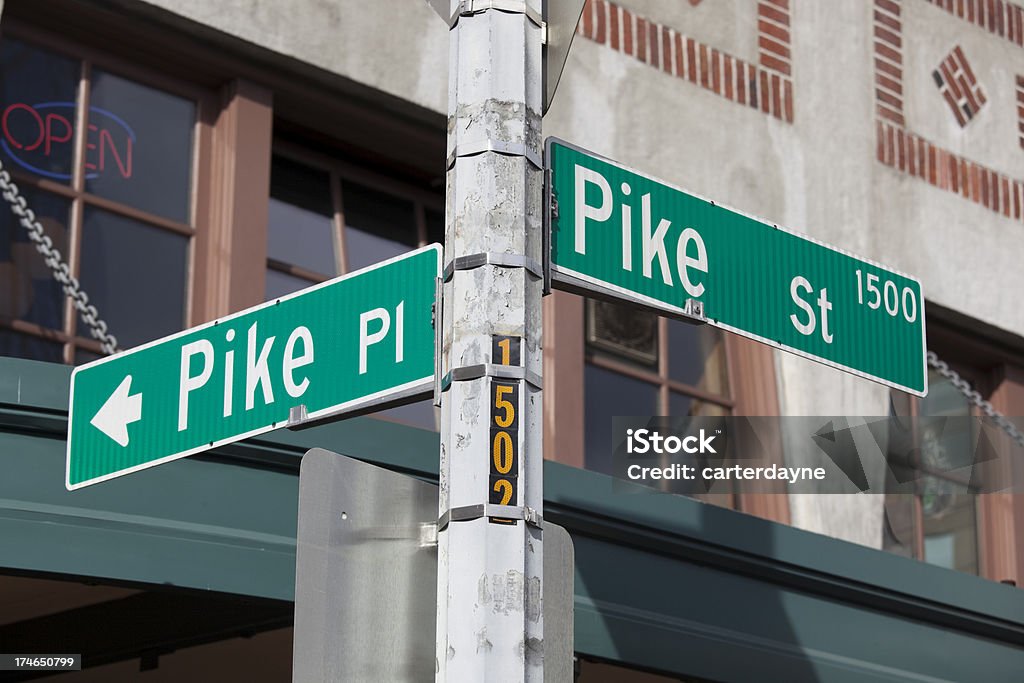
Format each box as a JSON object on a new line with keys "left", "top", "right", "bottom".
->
{"left": 883, "top": 368, "right": 981, "bottom": 575}
{"left": 265, "top": 149, "right": 444, "bottom": 298}
{"left": 266, "top": 145, "right": 445, "bottom": 429}
{"left": 583, "top": 299, "right": 732, "bottom": 482}
{"left": 0, "top": 32, "right": 199, "bottom": 363}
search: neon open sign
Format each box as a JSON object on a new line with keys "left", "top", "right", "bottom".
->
{"left": 1, "top": 102, "right": 135, "bottom": 181}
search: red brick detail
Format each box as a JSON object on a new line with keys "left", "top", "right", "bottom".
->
{"left": 649, "top": 21, "right": 660, "bottom": 68}
{"left": 712, "top": 49, "right": 722, "bottom": 93}
{"left": 578, "top": 0, "right": 794, "bottom": 123}
{"left": 662, "top": 28, "right": 674, "bottom": 75}
{"left": 675, "top": 32, "right": 685, "bottom": 79}
{"left": 724, "top": 55, "right": 734, "bottom": 100}
{"left": 758, "top": 2, "right": 790, "bottom": 25}
{"left": 924, "top": 0, "right": 1024, "bottom": 46}
{"left": 741, "top": 56, "right": 749, "bottom": 101}
{"left": 758, "top": 0, "right": 792, "bottom": 76}
{"left": 699, "top": 43, "right": 710, "bottom": 88}
{"left": 874, "top": 25, "right": 902, "bottom": 48}
{"left": 876, "top": 72, "right": 903, "bottom": 96}
{"left": 1017, "top": 75, "right": 1024, "bottom": 148}
{"left": 687, "top": 37, "right": 697, "bottom": 82}
{"left": 637, "top": 17, "right": 648, "bottom": 63}
{"left": 873, "top": 0, "right": 905, "bottom": 126}
{"left": 622, "top": 8, "right": 633, "bottom": 57}
{"left": 758, "top": 20, "right": 790, "bottom": 43}
{"left": 609, "top": 3, "right": 620, "bottom": 51}
{"left": 878, "top": 118, "right": 1024, "bottom": 221}
{"left": 933, "top": 46, "right": 986, "bottom": 126}
{"left": 874, "top": 0, "right": 1024, "bottom": 221}
{"left": 783, "top": 78, "right": 794, "bottom": 122}
{"left": 878, "top": 0, "right": 902, "bottom": 15}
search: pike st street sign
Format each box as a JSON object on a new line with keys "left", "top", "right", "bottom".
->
{"left": 66, "top": 245, "right": 442, "bottom": 490}
{"left": 546, "top": 139, "right": 927, "bottom": 396}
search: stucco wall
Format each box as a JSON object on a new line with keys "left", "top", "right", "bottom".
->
{"left": 136, "top": 0, "right": 449, "bottom": 114}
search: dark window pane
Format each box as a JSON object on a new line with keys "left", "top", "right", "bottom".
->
{"left": 921, "top": 478, "right": 978, "bottom": 574}
{"left": 0, "top": 329, "right": 63, "bottom": 363}
{"left": 78, "top": 208, "right": 187, "bottom": 348}
{"left": 85, "top": 69, "right": 194, "bottom": 222}
{"left": 584, "top": 364, "right": 657, "bottom": 474}
{"left": 667, "top": 317, "right": 728, "bottom": 395}
{"left": 586, "top": 298, "right": 658, "bottom": 368}
{"left": 0, "top": 39, "right": 80, "bottom": 183}
{"left": 265, "top": 269, "right": 316, "bottom": 301}
{"left": 74, "top": 348, "right": 103, "bottom": 366}
{"left": 669, "top": 391, "right": 691, "bottom": 417}
{"left": 919, "top": 371, "right": 975, "bottom": 477}
{"left": 426, "top": 208, "right": 445, "bottom": 245}
{"left": 0, "top": 188, "right": 69, "bottom": 330}
{"left": 342, "top": 182, "right": 416, "bottom": 272}
{"left": 921, "top": 370, "right": 971, "bottom": 417}
{"left": 268, "top": 157, "right": 336, "bottom": 276}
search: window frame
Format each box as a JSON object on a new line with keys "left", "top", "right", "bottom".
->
{"left": 266, "top": 140, "right": 445, "bottom": 297}
{"left": 584, "top": 309, "right": 737, "bottom": 415}
{"left": 886, "top": 310, "right": 1024, "bottom": 583}
{"left": 0, "top": 20, "right": 212, "bottom": 362}
{"left": 888, "top": 365, "right": 985, "bottom": 572}
{"left": 543, "top": 288, "right": 789, "bottom": 520}
{"left": 585, "top": 310, "right": 736, "bottom": 508}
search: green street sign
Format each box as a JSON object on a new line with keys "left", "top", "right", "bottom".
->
{"left": 67, "top": 245, "right": 442, "bottom": 490}
{"left": 546, "top": 139, "right": 927, "bottom": 396}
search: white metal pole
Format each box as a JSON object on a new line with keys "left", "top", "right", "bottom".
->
{"left": 436, "top": 0, "right": 545, "bottom": 680}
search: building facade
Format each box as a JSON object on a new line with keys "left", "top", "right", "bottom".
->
{"left": 1, "top": 0, "right": 1023, "bottom": 680}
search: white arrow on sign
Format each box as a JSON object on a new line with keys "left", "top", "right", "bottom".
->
{"left": 90, "top": 375, "right": 143, "bottom": 447}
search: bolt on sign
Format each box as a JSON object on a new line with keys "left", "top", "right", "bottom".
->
{"left": 546, "top": 139, "right": 927, "bottom": 396}
{"left": 66, "top": 245, "right": 442, "bottom": 490}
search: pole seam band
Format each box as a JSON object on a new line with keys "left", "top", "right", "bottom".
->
{"left": 443, "top": 252, "right": 544, "bottom": 281}
{"left": 443, "top": 363, "right": 542, "bottom": 390}
{"left": 447, "top": 139, "right": 543, "bottom": 171}
{"left": 452, "top": 0, "right": 545, "bottom": 32}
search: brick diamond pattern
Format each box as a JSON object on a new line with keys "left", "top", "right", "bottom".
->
{"left": 933, "top": 46, "right": 987, "bottom": 126}
{"left": 874, "top": 0, "right": 1024, "bottom": 221}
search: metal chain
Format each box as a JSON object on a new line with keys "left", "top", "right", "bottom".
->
{"left": 927, "top": 350, "right": 1024, "bottom": 450}
{"left": 0, "top": 159, "right": 119, "bottom": 355}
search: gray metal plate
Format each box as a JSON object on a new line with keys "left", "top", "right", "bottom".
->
{"left": 293, "top": 447, "right": 573, "bottom": 682}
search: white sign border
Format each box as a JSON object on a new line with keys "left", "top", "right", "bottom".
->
{"left": 545, "top": 137, "right": 928, "bottom": 398}
{"left": 66, "top": 244, "right": 443, "bottom": 491}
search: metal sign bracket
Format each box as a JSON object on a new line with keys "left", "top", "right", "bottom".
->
{"left": 438, "top": 503, "right": 544, "bottom": 530}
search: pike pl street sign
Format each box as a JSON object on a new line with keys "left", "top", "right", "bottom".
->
{"left": 546, "top": 139, "right": 927, "bottom": 396}
{"left": 66, "top": 245, "right": 442, "bottom": 490}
